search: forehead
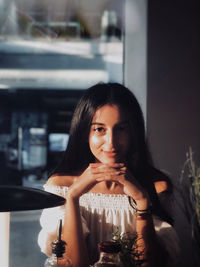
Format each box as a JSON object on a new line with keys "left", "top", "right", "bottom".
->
{"left": 92, "top": 104, "right": 125, "bottom": 123}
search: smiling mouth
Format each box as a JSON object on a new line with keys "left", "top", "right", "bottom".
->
{"left": 103, "top": 151, "right": 118, "bottom": 157}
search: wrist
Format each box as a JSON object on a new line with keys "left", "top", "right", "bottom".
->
{"left": 135, "top": 198, "right": 150, "bottom": 210}
{"left": 66, "top": 188, "right": 80, "bottom": 203}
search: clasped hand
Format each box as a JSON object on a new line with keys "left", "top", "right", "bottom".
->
{"left": 67, "top": 163, "right": 150, "bottom": 209}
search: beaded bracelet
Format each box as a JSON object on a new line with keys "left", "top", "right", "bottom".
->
{"left": 135, "top": 207, "right": 152, "bottom": 214}
{"left": 135, "top": 206, "right": 152, "bottom": 220}
{"left": 128, "top": 197, "right": 152, "bottom": 212}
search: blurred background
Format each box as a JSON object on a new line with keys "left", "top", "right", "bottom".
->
{"left": 0, "top": 0, "right": 199, "bottom": 266}
{"left": 0, "top": 0, "right": 124, "bottom": 266}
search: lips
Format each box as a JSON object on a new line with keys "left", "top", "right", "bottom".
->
{"left": 103, "top": 151, "right": 118, "bottom": 157}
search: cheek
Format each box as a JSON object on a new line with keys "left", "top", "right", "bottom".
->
{"left": 89, "top": 134, "right": 103, "bottom": 151}
{"left": 118, "top": 133, "right": 131, "bottom": 150}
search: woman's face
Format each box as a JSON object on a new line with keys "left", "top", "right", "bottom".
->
{"left": 89, "top": 104, "right": 131, "bottom": 164}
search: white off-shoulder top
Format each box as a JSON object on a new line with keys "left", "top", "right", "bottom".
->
{"left": 38, "top": 185, "right": 180, "bottom": 266}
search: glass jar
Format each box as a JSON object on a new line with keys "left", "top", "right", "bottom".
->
{"left": 44, "top": 219, "right": 72, "bottom": 267}
{"left": 44, "top": 239, "right": 72, "bottom": 267}
{"left": 94, "top": 241, "right": 122, "bottom": 267}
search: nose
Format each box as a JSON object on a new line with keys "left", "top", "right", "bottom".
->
{"left": 104, "top": 129, "right": 116, "bottom": 150}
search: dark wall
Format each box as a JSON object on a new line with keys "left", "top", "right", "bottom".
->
{"left": 147, "top": 0, "right": 200, "bottom": 266}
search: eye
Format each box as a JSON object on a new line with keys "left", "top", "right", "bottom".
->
{"left": 94, "top": 127, "right": 106, "bottom": 134}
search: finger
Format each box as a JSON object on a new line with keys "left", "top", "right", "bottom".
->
{"left": 106, "top": 163, "right": 124, "bottom": 168}
{"left": 93, "top": 164, "right": 125, "bottom": 172}
{"left": 90, "top": 163, "right": 124, "bottom": 168}
{"left": 89, "top": 163, "right": 104, "bottom": 168}
{"left": 96, "top": 173, "right": 126, "bottom": 182}
{"left": 95, "top": 174, "right": 118, "bottom": 182}
{"left": 95, "top": 171, "right": 125, "bottom": 179}
{"left": 92, "top": 167, "right": 126, "bottom": 175}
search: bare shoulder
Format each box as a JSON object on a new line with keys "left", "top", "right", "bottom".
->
{"left": 154, "top": 180, "right": 169, "bottom": 194}
{"left": 46, "top": 174, "right": 75, "bottom": 187}
{"left": 150, "top": 167, "right": 173, "bottom": 194}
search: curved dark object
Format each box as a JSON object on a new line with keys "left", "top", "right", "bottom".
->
{"left": 0, "top": 186, "right": 66, "bottom": 212}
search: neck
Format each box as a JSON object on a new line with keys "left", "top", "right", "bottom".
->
{"left": 89, "top": 181, "right": 124, "bottom": 195}
{"left": 105, "top": 181, "right": 116, "bottom": 191}
{"left": 100, "top": 181, "right": 124, "bottom": 194}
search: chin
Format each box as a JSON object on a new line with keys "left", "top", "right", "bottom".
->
{"left": 100, "top": 157, "right": 120, "bottom": 164}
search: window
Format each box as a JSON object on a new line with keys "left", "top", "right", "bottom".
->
{"left": 0, "top": 1, "right": 125, "bottom": 267}
{"left": 0, "top": 0, "right": 124, "bottom": 90}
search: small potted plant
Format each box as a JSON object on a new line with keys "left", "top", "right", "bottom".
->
{"left": 111, "top": 228, "right": 143, "bottom": 267}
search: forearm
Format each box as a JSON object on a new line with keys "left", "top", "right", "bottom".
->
{"left": 63, "top": 196, "right": 89, "bottom": 267}
{"left": 135, "top": 213, "right": 166, "bottom": 267}
{"left": 136, "top": 216, "right": 156, "bottom": 266}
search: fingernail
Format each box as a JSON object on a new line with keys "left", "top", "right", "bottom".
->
{"left": 96, "top": 178, "right": 102, "bottom": 181}
{"left": 90, "top": 163, "right": 95, "bottom": 168}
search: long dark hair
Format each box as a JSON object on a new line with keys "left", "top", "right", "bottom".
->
{"left": 53, "top": 82, "right": 173, "bottom": 224}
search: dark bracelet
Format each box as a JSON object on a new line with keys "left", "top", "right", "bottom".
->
{"left": 128, "top": 197, "right": 152, "bottom": 214}
{"left": 135, "top": 207, "right": 152, "bottom": 214}
{"left": 135, "top": 207, "right": 152, "bottom": 221}
{"left": 128, "top": 197, "right": 137, "bottom": 210}
{"left": 135, "top": 212, "right": 152, "bottom": 220}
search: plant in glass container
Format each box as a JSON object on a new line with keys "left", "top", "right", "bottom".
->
{"left": 111, "top": 228, "right": 143, "bottom": 267}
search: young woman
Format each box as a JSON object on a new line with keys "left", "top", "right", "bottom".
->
{"left": 38, "top": 83, "right": 179, "bottom": 267}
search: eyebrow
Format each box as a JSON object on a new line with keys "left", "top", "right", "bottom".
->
{"left": 91, "top": 120, "right": 129, "bottom": 126}
{"left": 91, "top": 122, "right": 105, "bottom": 126}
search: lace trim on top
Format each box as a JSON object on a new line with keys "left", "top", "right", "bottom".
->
{"left": 44, "top": 185, "right": 133, "bottom": 210}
